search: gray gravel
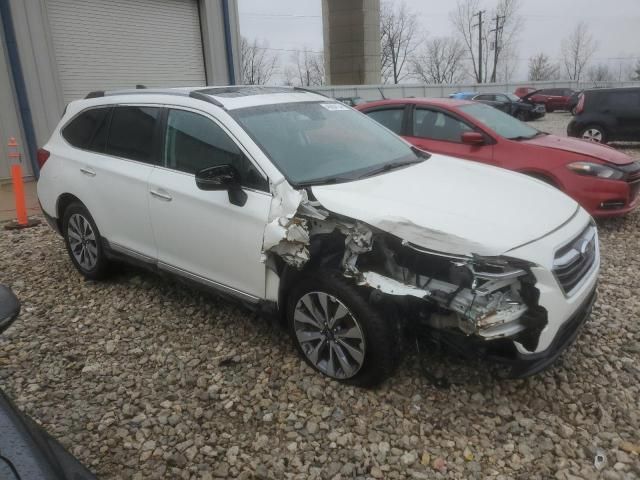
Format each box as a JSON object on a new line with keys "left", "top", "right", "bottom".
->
{"left": 1, "top": 115, "right": 639, "bottom": 479}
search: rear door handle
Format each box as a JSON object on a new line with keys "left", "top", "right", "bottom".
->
{"left": 80, "top": 167, "right": 96, "bottom": 177}
{"left": 150, "top": 189, "right": 172, "bottom": 202}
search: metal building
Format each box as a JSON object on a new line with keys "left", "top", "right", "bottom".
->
{"left": 0, "top": 0, "right": 240, "bottom": 181}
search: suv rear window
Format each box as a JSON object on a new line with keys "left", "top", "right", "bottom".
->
{"left": 105, "top": 106, "right": 161, "bottom": 163}
{"left": 62, "top": 107, "right": 111, "bottom": 152}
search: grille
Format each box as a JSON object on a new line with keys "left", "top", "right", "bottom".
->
{"left": 553, "top": 224, "right": 597, "bottom": 295}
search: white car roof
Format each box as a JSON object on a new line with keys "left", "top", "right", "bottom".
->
{"left": 78, "top": 85, "right": 330, "bottom": 111}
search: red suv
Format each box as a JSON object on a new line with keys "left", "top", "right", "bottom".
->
{"left": 357, "top": 98, "right": 640, "bottom": 217}
{"left": 518, "top": 88, "right": 575, "bottom": 112}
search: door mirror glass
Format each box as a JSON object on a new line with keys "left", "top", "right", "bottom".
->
{"left": 461, "top": 132, "right": 485, "bottom": 145}
{"left": 195, "top": 164, "right": 241, "bottom": 191}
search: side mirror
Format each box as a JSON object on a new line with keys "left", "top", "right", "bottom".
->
{"left": 0, "top": 285, "right": 20, "bottom": 334}
{"left": 195, "top": 164, "right": 247, "bottom": 207}
{"left": 461, "top": 132, "right": 486, "bottom": 146}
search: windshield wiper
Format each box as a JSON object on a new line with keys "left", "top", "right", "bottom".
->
{"left": 295, "top": 175, "right": 354, "bottom": 187}
{"left": 356, "top": 155, "right": 427, "bottom": 180}
{"left": 510, "top": 131, "right": 547, "bottom": 141}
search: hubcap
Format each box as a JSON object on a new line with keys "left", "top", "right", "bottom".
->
{"left": 294, "top": 292, "right": 365, "bottom": 379}
{"left": 582, "top": 129, "right": 603, "bottom": 143}
{"left": 67, "top": 213, "right": 98, "bottom": 270}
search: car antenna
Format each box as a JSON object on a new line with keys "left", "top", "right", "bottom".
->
{"left": 378, "top": 87, "right": 386, "bottom": 100}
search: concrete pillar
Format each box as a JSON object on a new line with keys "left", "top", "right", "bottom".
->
{"left": 200, "top": 0, "right": 241, "bottom": 85}
{"left": 322, "top": 0, "right": 380, "bottom": 85}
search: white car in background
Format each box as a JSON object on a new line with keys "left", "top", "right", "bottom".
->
{"left": 37, "top": 86, "right": 599, "bottom": 386}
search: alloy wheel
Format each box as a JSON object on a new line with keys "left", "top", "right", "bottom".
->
{"left": 67, "top": 213, "right": 98, "bottom": 270}
{"left": 582, "top": 128, "right": 603, "bottom": 143}
{"left": 293, "top": 291, "right": 366, "bottom": 380}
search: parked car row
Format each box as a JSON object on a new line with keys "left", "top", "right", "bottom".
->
{"left": 37, "top": 86, "right": 604, "bottom": 387}
{"left": 358, "top": 98, "right": 640, "bottom": 218}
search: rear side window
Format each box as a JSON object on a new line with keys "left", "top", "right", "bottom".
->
{"left": 605, "top": 91, "right": 640, "bottom": 111}
{"left": 364, "top": 108, "right": 404, "bottom": 134}
{"left": 62, "top": 107, "right": 111, "bottom": 152}
{"left": 106, "top": 106, "right": 160, "bottom": 163}
{"left": 413, "top": 108, "right": 472, "bottom": 142}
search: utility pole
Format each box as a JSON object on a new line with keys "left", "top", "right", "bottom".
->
{"left": 473, "top": 10, "right": 485, "bottom": 83}
{"left": 490, "top": 15, "right": 505, "bottom": 83}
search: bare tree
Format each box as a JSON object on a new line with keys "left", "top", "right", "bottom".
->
{"left": 380, "top": 1, "right": 418, "bottom": 84}
{"left": 450, "top": 0, "right": 523, "bottom": 83}
{"left": 561, "top": 22, "right": 597, "bottom": 81}
{"left": 587, "top": 63, "right": 614, "bottom": 83}
{"left": 240, "top": 37, "right": 278, "bottom": 85}
{"left": 410, "top": 37, "right": 466, "bottom": 84}
{"left": 528, "top": 52, "right": 559, "bottom": 81}
{"left": 633, "top": 60, "right": 640, "bottom": 80}
{"left": 286, "top": 48, "right": 325, "bottom": 87}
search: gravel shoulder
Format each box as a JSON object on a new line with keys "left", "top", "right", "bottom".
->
{"left": 1, "top": 114, "right": 639, "bottom": 479}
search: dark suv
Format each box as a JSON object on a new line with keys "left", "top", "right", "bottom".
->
{"left": 568, "top": 88, "right": 640, "bottom": 144}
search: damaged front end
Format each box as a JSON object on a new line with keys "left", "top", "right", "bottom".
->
{"left": 262, "top": 188, "right": 547, "bottom": 358}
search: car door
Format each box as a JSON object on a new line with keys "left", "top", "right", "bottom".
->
{"left": 148, "top": 107, "right": 271, "bottom": 299}
{"left": 494, "top": 94, "right": 514, "bottom": 115}
{"left": 606, "top": 90, "right": 640, "bottom": 140}
{"left": 64, "top": 105, "right": 160, "bottom": 259}
{"left": 405, "top": 106, "right": 495, "bottom": 164}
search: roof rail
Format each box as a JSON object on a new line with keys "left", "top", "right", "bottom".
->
{"left": 189, "top": 90, "right": 225, "bottom": 108}
{"left": 85, "top": 91, "right": 105, "bottom": 99}
{"left": 293, "top": 86, "right": 329, "bottom": 98}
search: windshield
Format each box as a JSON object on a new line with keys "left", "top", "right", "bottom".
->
{"left": 459, "top": 103, "right": 540, "bottom": 140}
{"left": 232, "top": 101, "right": 424, "bottom": 185}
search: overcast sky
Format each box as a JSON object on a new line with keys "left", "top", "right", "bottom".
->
{"left": 238, "top": 0, "right": 640, "bottom": 83}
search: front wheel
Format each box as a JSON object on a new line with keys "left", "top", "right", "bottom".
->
{"left": 516, "top": 111, "right": 528, "bottom": 121}
{"left": 62, "top": 202, "right": 110, "bottom": 280}
{"left": 287, "top": 270, "right": 398, "bottom": 387}
{"left": 580, "top": 125, "right": 607, "bottom": 144}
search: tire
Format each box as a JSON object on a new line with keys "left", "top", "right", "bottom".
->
{"left": 546, "top": 106, "right": 554, "bottom": 113}
{"left": 516, "top": 111, "right": 528, "bottom": 121}
{"left": 62, "top": 202, "right": 110, "bottom": 280}
{"left": 570, "top": 107, "right": 577, "bottom": 116}
{"left": 580, "top": 125, "right": 607, "bottom": 144}
{"left": 286, "top": 269, "right": 398, "bottom": 387}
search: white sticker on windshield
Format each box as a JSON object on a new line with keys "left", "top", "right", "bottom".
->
{"left": 320, "top": 103, "right": 350, "bottom": 111}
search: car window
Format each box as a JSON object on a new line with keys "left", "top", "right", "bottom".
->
{"left": 106, "top": 106, "right": 160, "bottom": 163}
{"left": 62, "top": 107, "right": 111, "bottom": 152}
{"left": 364, "top": 108, "right": 404, "bottom": 134}
{"left": 231, "top": 101, "right": 421, "bottom": 186}
{"left": 413, "top": 108, "right": 472, "bottom": 142}
{"left": 459, "top": 102, "right": 539, "bottom": 140}
{"left": 164, "top": 109, "right": 268, "bottom": 191}
{"left": 495, "top": 94, "right": 509, "bottom": 102}
{"left": 605, "top": 91, "right": 640, "bottom": 111}
{"left": 475, "top": 94, "right": 495, "bottom": 101}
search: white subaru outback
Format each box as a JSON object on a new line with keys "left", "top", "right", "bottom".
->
{"left": 37, "top": 86, "right": 599, "bottom": 386}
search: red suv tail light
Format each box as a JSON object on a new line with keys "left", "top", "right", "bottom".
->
{"left": 37, "top": 148, "right": 50, "bottom": 169}
{"left": 576, "top": 94, "right": 585, "bottom": 115}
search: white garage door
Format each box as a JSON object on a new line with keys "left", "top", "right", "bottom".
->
{"left": 48, "top": 0, "right": 207, "bottom": 103}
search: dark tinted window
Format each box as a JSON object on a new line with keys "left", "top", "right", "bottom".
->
{"left": 364, "top": 108, "right": 404, "bottom": 134}
{"left": 106, "top": 106, "right": 160, "bottom": 163}
{"left": 62, "top": 107, "right": 111, "bottom": 152}
{"left": 165, "top": 109, "right": 268, "bottom": 191}
{"left": 413, "top": 108, "right": 472, "bottom": 142}
{"left": 605, "top": 91, "right": 640, "bottom": 111}
{"left": 475, "top": 94, "right": 495, "bottom": 101}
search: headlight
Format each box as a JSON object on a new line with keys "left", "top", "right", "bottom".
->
{"left": 567, "top": 161, "right": 623, "bottom": 180}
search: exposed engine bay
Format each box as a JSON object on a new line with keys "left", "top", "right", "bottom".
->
{"left": 262, "top": 187, "right": 548, "bottom": 354}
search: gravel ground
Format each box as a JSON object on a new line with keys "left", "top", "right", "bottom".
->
{"left": 1, "top": 114, "right": 640, "bottom": 479}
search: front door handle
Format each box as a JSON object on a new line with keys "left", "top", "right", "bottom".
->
{"left": 80, "top": 167, "right": 96, "bottom": 177}
{"left": 150, "top": 190, "right": 172, "bottom": 202}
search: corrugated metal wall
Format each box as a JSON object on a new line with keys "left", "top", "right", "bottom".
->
{"left": 47, "top": 0, "right": 207, "bottom": 103}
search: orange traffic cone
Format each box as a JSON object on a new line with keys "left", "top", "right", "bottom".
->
{"left": 4, "top": 137, "right": 39, "bottom": 230}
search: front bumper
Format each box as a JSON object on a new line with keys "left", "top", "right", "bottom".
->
{"left": 507, "top": 286, "right": 596, "bottom": 377}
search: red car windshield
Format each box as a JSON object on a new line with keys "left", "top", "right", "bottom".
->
{"left": 459, "top": 103, "right": 541, "bottom": 140}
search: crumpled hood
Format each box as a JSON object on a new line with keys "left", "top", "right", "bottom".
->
{"left": 311, "top": 154, "right": 579, "bottom": 257}
{"left": 524, "top": 134, "right": 633, "bottom": 165}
